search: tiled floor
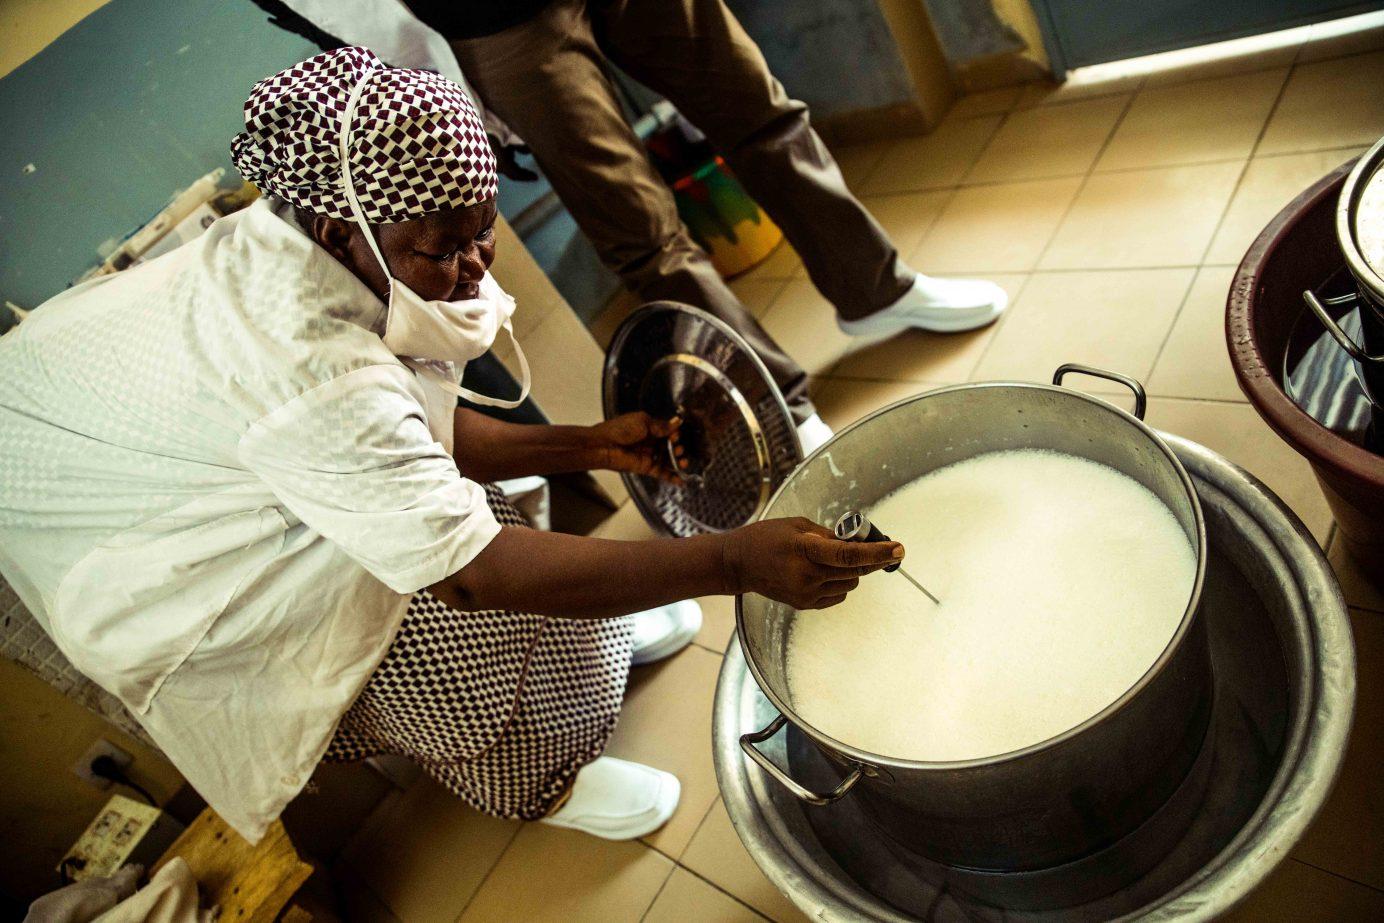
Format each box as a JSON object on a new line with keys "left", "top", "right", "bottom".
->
{"left": 339, "top": 14, "right": 1384, "bottom": 922}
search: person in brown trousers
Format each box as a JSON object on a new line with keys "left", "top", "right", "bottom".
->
{"left": 404, "top": 0, "right": 1008, "bottom": 449}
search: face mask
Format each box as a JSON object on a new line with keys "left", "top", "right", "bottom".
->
{"left": 337, "top": 72, "right": 530, "bottom": 409}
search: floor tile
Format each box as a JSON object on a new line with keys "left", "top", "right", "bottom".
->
{"left": 694, "top": 594, "right": 737, "bottom": 653}
{"left": 1140, "top": 37, "right": 1299, "bottom": 88}
{"left": 1297, "top": 11, "right": 1384, "bottom": 63}
{"left": 829, "top": 141, "right": 889, "bottom": 191}
{"left": 1292, "top": 606, "right": 1384, "bottom": 891}
{"left": 340, "top": 779, "right": 519, "bottom": 923}
{"left": 681, "top": 799, "right": 811, "bottom": 923}
{"left": 758, "top": 278, "right": 864, "bottom": 377}
{"left": 1258, "top": 51, "right": 1384, "bottom": 155}
{"left": 1329, "top": 533, "right": 1384, "bottom": 613}
{"left": 1148, "top": 266, "right": 1244, "bottom": 401}
{"left": 1206, "top": 148, "right": 1367, "bottom": 265}
{"left": 458, "top": 824, "right": 672, "bottom": 923}
{"left": 913, "top": 176, "right": 1083, "bottom": 273}
{"left": 1221, "top": 857, "right": 1384, "bottom": 921}
{"left": 604, "top": 644, "right": 724, "bottom": 856}
{"left": 1041, "top": 161, "right": 1243, "bottom": 270}
{"left": 946, "top": 85, "right": 1023, "bottom": 120}
{"left": 737, "top": 240, "right": 803, "bottom": 284}
{"left": 644, "top": 868, "right": 765, "bottom": 923}
{"left": 860, "top": 190, "right": 953, "bottom": 262}
{"left": 974, "top": 269, "right": 1193, "bottom": 391}
{"left": 833, "top": 274, "right": 1028, "bottom": 383}
{"left": 861, "top": 116, "right": 1002, "bottom": 195}
{"left": 813, "top": 378, "right": 941, "bottom": 431}
{"left": 1144, "top": 398, "right": 1334, "bottom": 542}
{"left": 967, "top": 95, "right": 1127, "bottom": 183}
{"left": 1017, "top": 73, "right": 1144, "bottom": 108}
{"left": 729, "top": 277, "right": 790, "bottom": 319}
{"left": 1097, "top": 69, "right": 1287, "bottom": 172}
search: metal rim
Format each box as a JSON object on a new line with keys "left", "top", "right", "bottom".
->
{"left": 602, "top": 301, "right": 801, "bottom": 536}
{"left": 734, "top": 380, "right": 1208, "bottom": 774}
{"left": 1337, "top": 132, "right": 1384, "bottom": 311}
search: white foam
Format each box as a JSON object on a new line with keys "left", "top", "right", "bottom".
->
{"left": 786, "top": 449, "right": 1196, "bottom": 762}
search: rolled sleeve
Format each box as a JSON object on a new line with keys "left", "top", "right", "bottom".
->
{"left": 239, "top": 365, "right": 500, "bottom": 593}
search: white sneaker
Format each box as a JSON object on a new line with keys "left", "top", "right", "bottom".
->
{"left": 838, "top": 273, "right": 1008, "bottom": 337}
{"left": 630, "top": 600, "right": 702, "bottom": 666}
{"left": 795, "top": 412, "right": 835, "bottom": 455}
{"left": 541, "top": 756, "right": 680, "bottom": 840}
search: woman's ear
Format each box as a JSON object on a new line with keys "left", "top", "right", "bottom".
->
{"left": 312, "top": 215, "right": 357, "bottom": 265}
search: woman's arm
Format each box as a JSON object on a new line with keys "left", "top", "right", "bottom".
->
{"left": 450, "top": 408, "right": 678, "bottom": 482}
{"left": 431, "top": 518, "right": 904, "bottom": 620}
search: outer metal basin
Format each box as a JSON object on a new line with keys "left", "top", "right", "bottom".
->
{"left": 736, "top": 372, "right": 1211, "bottom": 871}
{"left": 715, "top": 434, "right": 1355, "bottom": 921}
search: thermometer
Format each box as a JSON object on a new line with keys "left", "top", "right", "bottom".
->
{"left": 834, "top": 510, "right": 940, "bottom": 605}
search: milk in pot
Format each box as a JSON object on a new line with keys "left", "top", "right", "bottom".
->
{"left": 786, "top": 449, "right": 1197, "bottom": 762}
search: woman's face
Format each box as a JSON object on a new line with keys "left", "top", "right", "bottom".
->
{"left": 310, "top": 198, "right": 499, "bottom": 303}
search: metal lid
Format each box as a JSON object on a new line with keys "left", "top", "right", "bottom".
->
{"left": 1340, "top": 133, "right": 1384, "bottom": 298}
{"left": 602, "top": 302, "right": 802, "bottom": 536}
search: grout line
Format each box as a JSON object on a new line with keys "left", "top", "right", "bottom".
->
{"left": 673, "top": 796, "right": 724, "bottom": 863}
{"left": 1245, "top": 54, "right": 1300, "bottom": 163}
{"left": 637, "top": 862, "right": 680, "bottom": 923}
{"left": 1144, "top": 266, "right": 1207, "bottom": 388}
{"left": 1291, "top": 856, "right": 1384, "bottom": 895}
{"left": 831, "top": 141, "right": 1366, "bottom": 202}
{"left": 690, "top": 637, "right": 728, "bottom": 656}
{"left": 1147, "top": 394, "right": 1261, "bottom": 407}
{"left": 672, "top": 863, "right": 777, "bottom": 921}
{"left": 452, "top": 824, "right": 523, "bottom": 922}
{"left": 1140, "top": 45, "right": 1299, "bottom": 380}
{"left": 1026, "top": 90, "right": 1140, "bottom": 273}
{"left": 960, "top": 274, "right": 1032, "bottom": 378}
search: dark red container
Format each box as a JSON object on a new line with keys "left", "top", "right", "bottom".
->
{"left": 1228, "top": 161, "right": 1384, "bottom": 586}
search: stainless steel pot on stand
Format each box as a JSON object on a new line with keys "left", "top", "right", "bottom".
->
{"left": 737, "top": 366, "right": 1212, "bottom": 872}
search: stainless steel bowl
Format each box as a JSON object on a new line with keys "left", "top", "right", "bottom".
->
{"left": 736, "top": 366, "right": 1211, "bottom": 871}
{"left": 714, "top": 434, "right": 1354, "bottom": 921}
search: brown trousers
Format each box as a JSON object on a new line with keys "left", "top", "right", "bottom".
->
{"left": 451, "top": 0, "right": 913, "bottom": 421}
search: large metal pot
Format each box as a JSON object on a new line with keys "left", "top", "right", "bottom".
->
{"left": 1302, "top": 132, "right": 1384, "bottom": 405}
{"left": 737, "top": 366, "right": 1212, "bottom": 872}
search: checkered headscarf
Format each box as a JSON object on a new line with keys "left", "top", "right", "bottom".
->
{"left": 230, "top": 47, "right": 498, "bottom": 224}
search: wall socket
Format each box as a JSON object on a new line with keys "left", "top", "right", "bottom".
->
{"left": 72, "top": 738, "right": 132, "bottom": 791}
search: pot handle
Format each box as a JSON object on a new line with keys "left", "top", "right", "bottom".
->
{"left": 1302, "top": 290, "right": 1384, "bottom": 364}
{"left": 740, "top": 714, "right": 864, "bottom": 806}
{"left": 1053, "top": 364, "right": 1147, "bottom": 420}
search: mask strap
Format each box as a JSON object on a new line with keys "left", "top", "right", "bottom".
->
{"left": 419, "top": 322, "right": 532, "bottom": 409}
{"left": 337, "top": 71, "right": 394, "bottom": 286}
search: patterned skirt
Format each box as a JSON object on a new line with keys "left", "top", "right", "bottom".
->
{"left": 324, "top": 484, "right": 634, "bottom": 819}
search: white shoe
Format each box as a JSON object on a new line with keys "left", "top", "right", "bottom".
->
{"left": 630, "top": 600, "right": 702, "bottom": 666}
{"left": 541, "top": 756, "right": 680, "bottom": 840}
{"left": 838, "top": 273, "right": 1008, "bottom": 337}
{"left": 796, "top": 413, "right": 834, "bottom": 455}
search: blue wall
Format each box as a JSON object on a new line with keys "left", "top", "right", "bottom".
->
{"left": 0, "top": 0, "right": 316, "bottom": 323}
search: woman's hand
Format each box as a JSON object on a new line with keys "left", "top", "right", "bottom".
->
{"left": 721, "top": 518, "right": 903, "bottom": 610}
{"left": 590, "top": 412, "right": 683, "bottom": 482}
